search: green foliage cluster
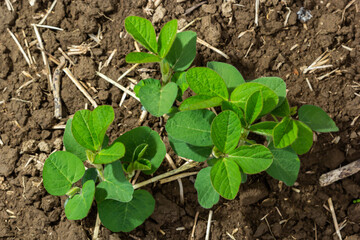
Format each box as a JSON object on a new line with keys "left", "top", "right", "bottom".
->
{"left": 42, "top": 16, "right": 339, "bottom": 233}
{"left": 43, "top": 106, "right": 165, "bottom": 232}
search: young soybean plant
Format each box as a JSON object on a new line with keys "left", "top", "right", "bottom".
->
{"left": 166, "top": 62, "right": 339, "bottom": 208}
{"left": 125, "top": 16, "right": 196, "bottom": 117}
{"left": 42, "top": 105, "right": 166, "bottom": 232}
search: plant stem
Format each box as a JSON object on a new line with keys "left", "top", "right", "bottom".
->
{"left": 133, "top": 161, "right": 200, "bottom": 189}
{"left": 92, "top": 211, "right": 101, "bottom": 240}
{"left": 66, "top": 187, "right": 81, "bottom": 198}
{"left": 160, "top": 60, "right": 173, "bottom": 84}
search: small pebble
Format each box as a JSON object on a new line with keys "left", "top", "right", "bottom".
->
{"left": 297, "top": 7, "right": 312, "bottom": 23}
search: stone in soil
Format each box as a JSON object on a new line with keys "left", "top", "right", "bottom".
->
{"left": 0, "top": 146, "right": 19, "bottom": 177}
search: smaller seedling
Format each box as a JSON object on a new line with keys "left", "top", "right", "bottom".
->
{"left": 43, "top": 105, "right": 166, "bottom": 233}
{"left": 125, "top": 16, "right": 197, "bottom": 117}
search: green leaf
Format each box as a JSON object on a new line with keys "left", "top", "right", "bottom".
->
{"left": 211, "top": 111, "right": 242, "bottom": 153}
{"left": 186, "top": 67, "right": 229, "bottom": 100}
{"left": 165, "top": 31, "right": 197, "bottom": 71}
{"left": 169, "top": 135, "right": 212, "bottom": 162}
{"left": 114, "top": 126, "right": 166, "bottom": 175}
{"left": 273, "top": 117, "right": 298, "bottom": 148}
{"left": 65, "top": 180, "right": 95, "bottom": 220}
{"left": 166, "top": 110, "right": 216, "bottom": 146}
{"left": 72, "top": 106, "right": 114, "bottom": 151}
{"left": 249, "top": 121, "right": 277, "bottom": 137}
{"left": 88, "top": 105, "right": 115, "bottom": 148}
{"left": 266, "top": 142, "right": 300, "bottom": 186}
{"left": 252, "top": 77, "right": 286, "bottom": 106}
{"left": 71, "top": 109, "right": 97, "bottom": 151}
{"left": 43, "top": 151, "right": 85, "bottom": 196}
{"left": 245, "top": 91, "right": 263, "bottom": 125}
{"left": 230, "top": 82, "right": 278, "bottom": 116}
{"left": 195, "top": 167, "right": 220, "bottom": 208}
{"left": 98, "top": 190, "right": 155, "bottom": 232}
{"left": 64, "top": 119, "right": 87, "bottom": 162}
{"left": 94, "top": 141, "right": 125, "bottom": 164}
{"left": 158, "top": 19, "right": 178, "bottom": 58}
{"left": 95, "top": 161, "right": 134, "bottom": 203}
{"left": 125, "top": 16, "right": 157, "bottom": 53}
{"left": 133, "top": 143, "right": 148, "bottom": 161}
{"left": 82, "top": 168, "right": 98, "bottom": 185}
{"left": 207, "top": 61, "right": 245, "bottom": 94}
{"left": 179, "top": 95, "right": 223, "bottom": 111}
{"left": 271, "top": 98, "right": 290, "bottom": 117}
{"left": 221, "top": 101, "right": 246, "bottom": 126}
{"left": 227, "top": 145, "right": 273, "bottom": 174}
{"left": 133, "top": 159, "right": 152, "bottom": 171}
{"left": 134, "top": 78, "right": 159, "bottom": 97}
{"left": 298, "top": 105, "right": 339, "bottom": 132}
{"left": 126, "top": 52, "right": 162, "bottom": 63}
{"left": 171, "top": 72, "right": 188, "bottom": 101}
{"left": 291, "top": 120, "right": 313, "bottom": 155}
{"left": 210, "top": 158, "right": 241, "bottom": 200}
{"left": 139, "top": 81, "right": 178, "bottom": 117}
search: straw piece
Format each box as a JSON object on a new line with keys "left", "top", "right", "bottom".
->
{"left": 39, "top": 0, "right": 58, "bottom": 25}
{"left": 205, "top": 210, "right": 213, "bottom": 240}
{"left": 35, "top": 24, "right": 63, "bottom": 31}
{"left": 97, "top": 72, "right": 140, "bottom": 101}
{"left": 52, "top": 57, "right": 66, "bottom": 119}
{"left": 63, "top": 68, "right": 98, "bottom": 108}
{"left": 255, "top": 0, "right": 260, "bottom": 26}
{"left": 328, "top": 198, "right": 342, "bottom": 240}
{"left": 197, "top": 37, "right": 230, "bottom": 59}
{"left": 7, "top": 29, "right": 31, "bottom": 67}
{"left": 32, "top": 24, "right": 53, "bottom": 88}
{"left": 117, "top": 64, "right": 139, "bottom": 82}
{"left": 319, "top": 159, "right": 360, "bottom": 187}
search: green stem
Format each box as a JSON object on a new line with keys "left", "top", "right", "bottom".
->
{"left": 160, "top": 60, "right": 173, "bottom": 84}
{"left": 66, "top": 187, "right": 81, "bottom": 198}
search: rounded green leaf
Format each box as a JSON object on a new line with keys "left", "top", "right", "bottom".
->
{"left": 82, "top": 168, "right": 98, "bottom": 185}
{"left": 95, "top": 161, "right": 134, "bottom": 203}
{"left": 88, "top": 105, "right": 115, "bottom": 148}
{"left": 125, "top": 16, "right": 157, "bottom": 53}
{"left": 94, "top": 141, "right": 125, "bottom": 164}
{"left": 134, "top": 78, "right": 159, "bottom": 96}
{"left": 158, "top": 19, "right": 178, "bottom": 57}
{"left": 71, "top": 109, "right": 97, "bottom": 151}
{"left": 266, "top": 142, "right": 300, "bottom": 186}
{"left": 65, "top": 180, "right": 95, "bottom": 220}
{"left": 169, "top": 135, "right": 212, "bottom": 162}
{"left": 114, "top": 126, "right": 166, "bottom": 175}
{"left": 227, "top": 145, "right": 273, "bottom": 174}
{"left": 230, "top": 82, "right": 278, "bottom": 116}
{"left": 166, "top": 110, "right": 216, "bottom": 146}
{"left": 298, "top": 105, "right": 339, "bottom": 132}
{"left": 72, "top": 106, "right": 114, "bottom": 151}
{"left": 271, "top": 98, "right": 290, "bottom": 117}
{"left": 179, "top": 95, "right": 223, "bottom": 111}
{"left": 98, "top": 190, "right": 155, "bottom": 232}
{"left": 249, "top": 121, "right": 277, "bottom": 137}
{"left": 165, "top": 31, "right": 197, "bottom": 71}
{"left": 291, "top": 120, "right": 313, "bottom": 155}
{"left": 207, "top": 61, "right": 245, "bottom": 94}
{"left": 252, "top": 77, "right": 286, "bottom": 106}
{"left": 139, "top": 81, "right": 178, "bottom": 117}
{"left": 211, "top": 111, "right": 242, "bottom": 153}
{"left": 126, "top": 52, "right": 161, "bottom": 63}
{"left": 245, "top": 91, "right": 263, "bottom": 125}
{"left": 64, "top": 119, "right": 87, "bottom": 162}
{"left": 43, "top": 151, "right": 85, "bottom": 196}
{"left": 195, "top": 167, "right": 220, "bottom": 208}
{"left": 273, "top": 117, "right": 298, "bottom": 148}
{"left": 210, "top": 158, "right": 241, "bottom": 200}
{"left": 186, "top": 67, "right": 229, "bottom": 100}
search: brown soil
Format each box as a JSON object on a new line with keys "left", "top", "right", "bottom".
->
{"left": 0, "top": 0, "right": 360, "bottom": 239}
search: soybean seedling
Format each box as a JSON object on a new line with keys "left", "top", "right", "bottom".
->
{"left": 125, "top": 16, "right": 197, "bottom": 117}
{"left": 42, "top": 105, "right": 166, "bottom": 233}
{"left": 165, "top": 62, "right": 339, "bottom": 208}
